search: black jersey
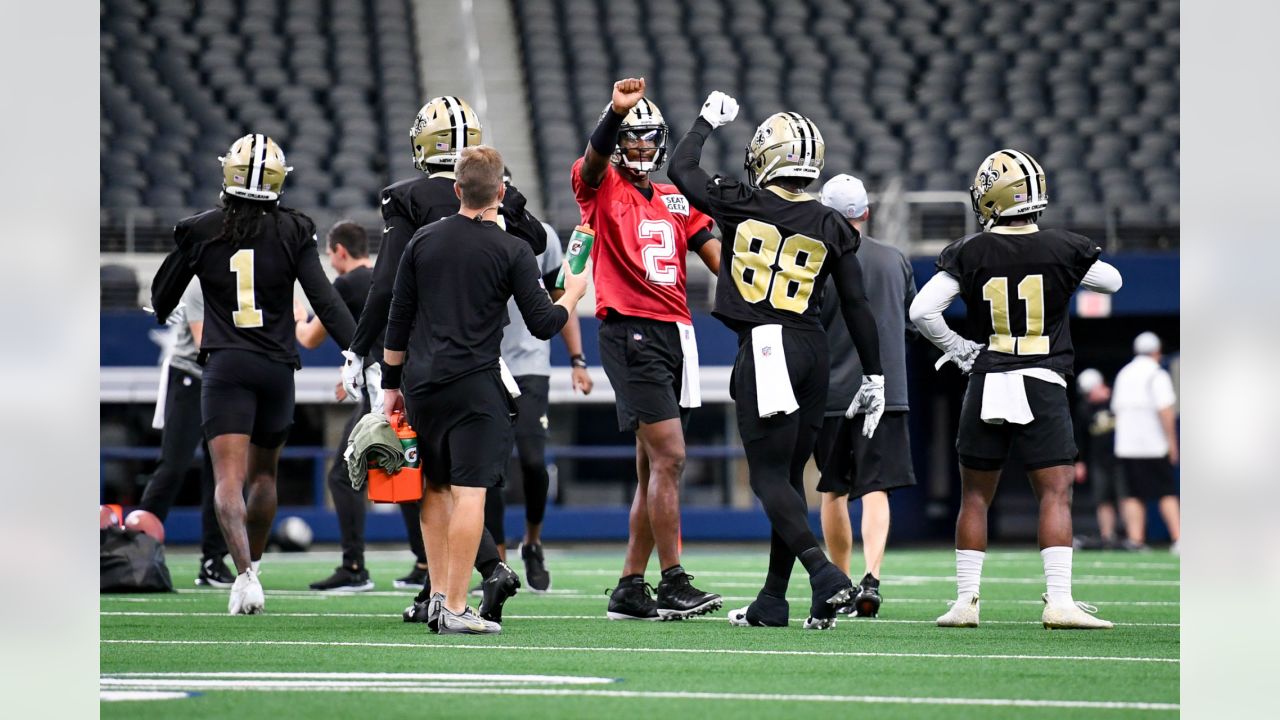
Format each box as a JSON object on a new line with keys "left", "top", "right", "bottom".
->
{"left": 705, "top": 179, "right": 859, "bottom": 332}
{"left": 333, "top": 265, "right": 379, "bottom": 361}
{"left": 935, "top": 226, "right": 1100, "bottom": 376}
{"left": 348, "top": 173, "right": 548, "bottom": 357}
{"left": 384, "top": 214, "right": 567, "bottom": 393}
{"left": 151, "top": 205, "right": 356, "bottom": 368}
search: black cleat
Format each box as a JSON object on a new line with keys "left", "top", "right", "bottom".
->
{"left": 478, "top": 562, "right": 520, "bottom": 623}
{"left": 807, "top": 563, "right": 854, "bottom": 627}
{"left": 195, "top": 555, "right": 235, "bottom": 588}
{"left": 394, "top": 564, "right": 429, "bottom": 589}
{"left": 605, "top": 576, "right": 660, "bottom": 621}
{"left": 727, "top": 590, "right": 789, "bottom": 627}
{"left": 403, "top": 592, "right": 444, "bottom": 631}
{"left": 520, "top": 542, "right": 552, "bottom": 593}
{"left": 656, "top": 566, "right": 723, "bottom": 620}
{"left": 853, "top": 574, "right": 882, "bottom": 618}
{"left": 309, "top": 566, "right": 374, "bottom": 592}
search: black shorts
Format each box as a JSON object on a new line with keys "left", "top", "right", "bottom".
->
{"left": 514, "top": 375, "right": 550, "bottom": 443}
{"left": 1088, "top": 461, "right": 1128, "bottom": 505}
{"left": 956, "top": 374, "right": 1077, "bottom": 471}
{"left": 815, "top": 412, "right": 917, "bottom": 498}
{"left": 598, "top": 312, "right": 690, "bottom": 432}
{"left": 200, "top": 349, "right": 295, "bottom": 446}
{"left": 407, "top": 369, "right": 515, "bottom": 489}
{"left": 731, "top": 326, "right": 828, "bottom": 444}
{"left": 1120, "top": 458, "right": 1178, "bottom": 500}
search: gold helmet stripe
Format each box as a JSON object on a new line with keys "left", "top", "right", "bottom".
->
{"left": 1001, "top": 149, "right": 1040, "bottom": 204}
{"left": 248, "top": 133, "right": 266, "bottom": 191}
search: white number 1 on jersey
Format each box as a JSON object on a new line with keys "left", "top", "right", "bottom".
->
{"left": 639, "top": 219, "right": 678, "bottom": 286}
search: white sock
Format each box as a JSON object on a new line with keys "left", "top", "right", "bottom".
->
{"left": 1041, "top": 546, "right": 1073, "bottom": 606}
{"left": 251, "top": 560, "right": 261, "bottom": 576}
{"left": 956, "top": 549, "right": 985, "bottom": 601}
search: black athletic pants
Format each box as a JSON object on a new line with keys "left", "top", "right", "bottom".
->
{"left": 484, "top": 375, "right": 552, "bottom": 543}
{"left": 139, "top": 365, "right": 227, "bottom": 560}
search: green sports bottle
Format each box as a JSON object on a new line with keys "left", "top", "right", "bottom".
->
{"left": 555, "top": 224, "right": 596, "bottom": 290}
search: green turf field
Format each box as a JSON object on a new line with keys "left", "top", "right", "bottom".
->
{"left": 100, "top": 546, "right": 1179, "bottom": 718}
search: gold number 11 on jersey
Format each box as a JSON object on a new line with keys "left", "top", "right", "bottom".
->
{"left": 982, "top": 274, "right": 1049, "bottom": 355}
{"left": 229, "top": 249, "right": 264, "bottom": 328}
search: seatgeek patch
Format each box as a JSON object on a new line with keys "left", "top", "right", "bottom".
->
{"left": 661, "top": 193, "right": 690, "bottom": 216}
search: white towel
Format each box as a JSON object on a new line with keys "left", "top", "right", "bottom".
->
{"left": 980, "top": 373, "right": 1035, "bottom": 425}
{"left": 676, "top": 321, "right": 702, "bottom": 409}
{"left": 751, "top": 324, "right": 798, "bottom": 417}
{"left": 498, "top": 357, "right": 522, "bottom": 399}
{"left": 150, "top": 355, "right": 171, "bottom": 430}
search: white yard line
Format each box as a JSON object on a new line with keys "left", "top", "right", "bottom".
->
{"left": 102, "top": 639, "right": 1179, "bottom": 664}
{"left": 105, "top": 592, "right": 1180, "bottom": 606}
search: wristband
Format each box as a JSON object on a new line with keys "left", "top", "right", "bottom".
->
{"left": 570, "top": 354, "right": 588, "bottom": 369}
{"left": 381, "top": 362, "right": 403, "bottom": 390}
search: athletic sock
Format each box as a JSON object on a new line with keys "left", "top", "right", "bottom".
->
{"left": 798, "top": 547, "right": 829, "bottom": 575}
{"left": 250, "top": 560, "right": 261, "bottom": 575}
{"left": 955, "top": 549, "right": 984, "bottom": 602}
{"left": 660, "top": 565, "right": 685, "bottom": 580}
{"left": 1041, "top": 546, "right": 1074, "bottom": 607}
{"left": 619, "top": 573, "right": 644, "bottom": 585}
{"left": 861, "top": 573, "right": 879, "bottom": 588}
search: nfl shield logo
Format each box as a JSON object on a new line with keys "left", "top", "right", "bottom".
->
{"left": 761, "top": 346, "right": 772, "bottom": 357}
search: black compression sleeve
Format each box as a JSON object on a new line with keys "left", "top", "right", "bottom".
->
{"left": 668, "top": 117, "right": 715, "bottom": 213}
{"left": 590, "top": 108, "right": 626, "bottom": 157}
{"left": 833, "top": 251, "right": 884, "bottom": 376}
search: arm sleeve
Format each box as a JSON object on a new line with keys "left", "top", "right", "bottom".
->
{"left": 688, "top": 225, "right": 716, "bottom": 253}
{"left": 509, "top": 243, "right": 568, "bottom": 340}
{"left": 909, "top": 271, "right": 965, "bottom": 354}
{"left": 296, "top": 232, "right": 355, "bottom": 349}
{"left": 150, "top": 224, "right": 197, "bottom": 324}
{"left": 667, "top": 117, "right": 716, "bottom": 214}
{"left": 384, "top": 242, "right": 419, "bottom": 353}
{"left": 831, "top": 250, "right": 883, "bottom": 376}
{"left": 1080, "top": 260, "right": 1123, "bottom": 294}
{"left": 350, "top": 202, "right": 413, "bottom": 355}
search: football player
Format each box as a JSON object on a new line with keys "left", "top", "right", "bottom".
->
{"left": 574, "top": 78, "right": 723, "bottom": 621}
{"left": 346, "top": 97, "right": 543, "bottom": 626}
{"left": 669, "top": 94, "right": 885, "bottom": 630}
{"left": 910, "top": 149, "right": 1123, "bottom": 629}
{"left": 151, "top": 134, "right": 357, "bottom": 615}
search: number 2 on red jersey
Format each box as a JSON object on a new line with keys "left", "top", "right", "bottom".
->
{"left": 639, "top": 219, "right": 678, "bottom": 286}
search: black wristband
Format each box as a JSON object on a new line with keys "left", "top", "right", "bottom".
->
{"left": 590, "top": 107, "right": 626, "bottom": 157}
{"left": 381, "top": 362, "right": 403, "bottom": 390}
{"left": 570, "top": 354, "right": 588, "bottom": 369}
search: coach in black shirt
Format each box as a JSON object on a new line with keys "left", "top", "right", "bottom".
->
{"left": 381, "top": 146, "right": 589, "bottom": 634}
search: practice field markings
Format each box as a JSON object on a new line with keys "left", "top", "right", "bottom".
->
{"left": 97, "top": 672, "right": 1177, "bottom": 711}
{"left": 99, "top": 610, "right": 1181, "bottom": 627}
{"left": 102, "top": 639, "right": 1178, "bottom": 664}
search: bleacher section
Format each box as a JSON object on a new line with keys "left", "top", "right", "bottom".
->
{"left": 513, "top": 0, "right": 1179, "bottom": 244}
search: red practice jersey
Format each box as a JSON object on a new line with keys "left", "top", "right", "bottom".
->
{"left": 572, "top": 157, "right": 714, "bottom": 323}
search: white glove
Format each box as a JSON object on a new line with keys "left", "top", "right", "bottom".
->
{"left": 341, "top": 350, "right": 365, "bottom": 402}
{"left": 365, "top": 361, "right": 385, "bottom": 415}
{"left": 933, "top": 338, "right": 984, "bottom": 374}
{"left": 700, "top": 91, "right": 739, "bottom": 129}
{"left": 846, "top": 375, "right": 886, "bottom": 438}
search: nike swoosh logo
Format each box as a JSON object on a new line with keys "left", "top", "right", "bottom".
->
{"left": 382, "top": 196, "right": 392, "bottom": 205}
{"left": 383, "top": 226, "right": 392, "bottom": 234}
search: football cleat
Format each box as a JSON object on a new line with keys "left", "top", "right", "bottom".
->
{"left": 195, "top": 555, "right": 235, "bottom": 588}
{"left": 937, "top": 594, "right": 981, "bottom": 628}
{"left": 1041, "top": 594, "right": 1114, "bottom": 630}
{"left": 411, "top": 96, "right": 482, "bottom": 172}
{"left": 228, "top": 569, "right": 264, "bottom": 615}
{"left": 220, "top": 134, "right": 291, "bottom": 202}
{"left": 606, "top": 577, "right": 660, "bottom": 621}
{"left": 309, "top": 566, "right": 374, "bottom": 592}
{"left": 438, "top": 605, "right": 501, "bottom": 635}
{"left": 403, "top": 592, "right": 445, "bottom": 632}
{"left": 478, "top": 562, "right": 521, "bottom": 623}
{"left": 802, "top": 616, "right": 837, "bottom": 630}
{"left": 393, "top": 564, "right": 429, "bottom": 590}
{"left": 727, "top": 590, "right": 789, "bottom": 627}
{"left": 656, "top": 567, "right": 723, "bottom": 620}
{"left": 744, "top": 112, "right": 825, "bottom": 188}
{"left": 602, "top": 97, "right": 669, "bottom": 175}
{"left": 853, "top": 574, "right": 882, "bottom": 618}
{"left": 520, "top": 542, "right": 552, "bottom": 593}
{"left": 968, "top": 149, "right": 1048, "bottom": 230}
{"left": 807, "top": 563, "right": 854, "bottom": 626}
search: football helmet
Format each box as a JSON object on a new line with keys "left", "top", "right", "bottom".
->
{"left": 220, "top": 134, "right": 291, "bottom": 202}
{"left": 969, "top": 149, "right": 1048, "bottom": 229}
{"left": 412, "top": 96, "right": 483, "bottom": 172}
{"left": 606, "top": 97, "right": 668, "bottom": 174}
{"left": 744, "top": 112, "right": 825, "bottom": 187}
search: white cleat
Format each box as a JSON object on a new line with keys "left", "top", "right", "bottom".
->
{"left": 936, "top": 594, "right": 980, "bottom": 627}
{"left": 1041, "top": 594, "right": 1114, "bottom": 630}
{"left": 228, "top": 569, "right": 265, "bottom": 615}
{"left": 727, "top": 606, "right": 751, "bottom": 627}
{"left": 438, "top": 606, "right": 502, "bottom": 635}
{"left": 802, "top": 616, "right": 837, "bottom": 630}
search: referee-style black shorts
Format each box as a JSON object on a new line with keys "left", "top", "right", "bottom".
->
{"left": 815, "top": 411, "right": 917, "bottom": 499}
{"left": 1120, "top": 458, "right": 1178, "bottom": 500}
{"left": 956, "top": 374, "right": 1077, "bottom": 471}
{"left": 200, "top": 349, "right": 295, "bottom": 447}
{"left": 598, "top": 312, "right": 689, "bottom": 432}
{"left": 407, "top": 369, "right": 516, "bottom": 490}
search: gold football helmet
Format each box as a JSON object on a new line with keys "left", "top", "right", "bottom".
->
{"left": 969, "top": 149, "right": 1048, "bottom": 229}
{"left": 606, "top": 97, "right": 668, "bottom": 174}
{"left": 220, "top": 134, "right": 291, "bottom": 202}
{"left": 411, "top": 96, "right": 483, "bottom": 172}
{"left": 744, "top": 112, "right": 825, "bottom": 187}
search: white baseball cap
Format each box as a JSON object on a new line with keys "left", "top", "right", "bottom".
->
{"left": 1076, "top": 368, "right": 1104, "bottom": 393}
{"left": 1133, "top": 331, "right": 1162, "bottom": 355}
{"left": 820, "top": 174, "right": 869, "bottom": 220}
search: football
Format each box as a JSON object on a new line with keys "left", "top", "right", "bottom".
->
{"left": 123, "top": 509, "right": 165, "bottom": 543}
{"left": 273, "top": 516, "right": 313, "bottom": 552}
